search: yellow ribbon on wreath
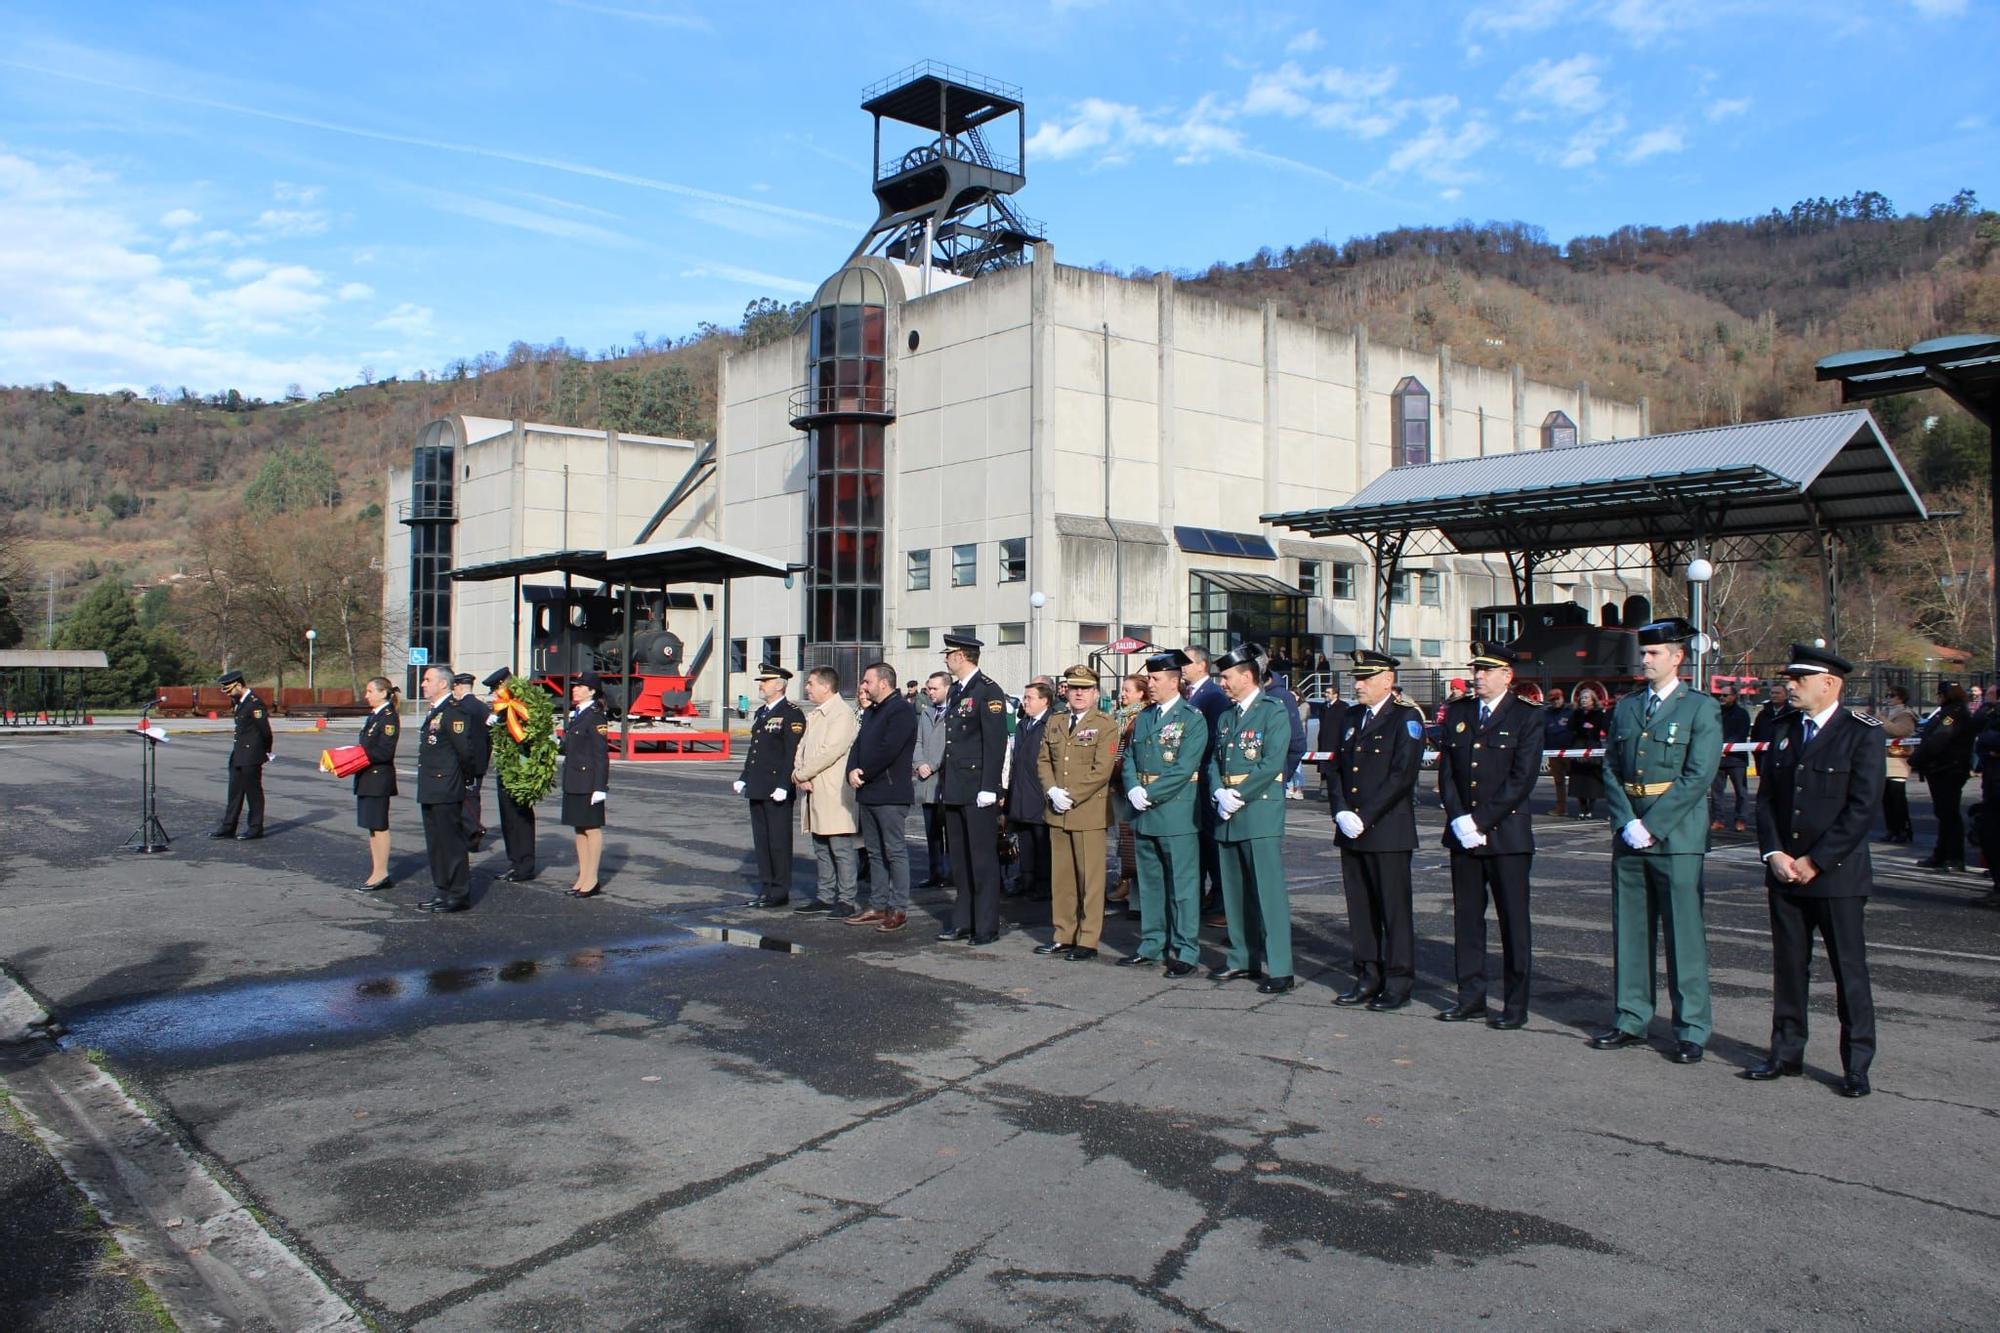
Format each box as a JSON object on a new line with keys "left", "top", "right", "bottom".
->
{"left": 492, "top": 683, "right": 532, "bottom": 744}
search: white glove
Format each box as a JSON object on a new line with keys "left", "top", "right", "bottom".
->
{"left": 1216, "top": 789, "right": 1246, "bottom": 815}
{"left": 266, "top": 752, "right": 275, "bottom": 763}
{"left": 976, "top": 790, "right": 998, "bottom": 808}
{"left": 1046, "top": 787, "right": 1072, "bottom": 812}
{"left": 590, "top": 790, "right": 606, "bottom": 805}
{"left": 1127, "top": 785, "right": 1152, "bottom": 812}
{"left": 771, "top": 788, "right": 788, "bottom": 803}
{"left": 1621, "top": 819, "right": 1654, "bottom": 849}
{"left": 485, "top": 713, "right": 498, "bottom": 726}
{"left": 733, "top": 780, "right": 746, "bottom": 794}
{"left": 1335, "top": 810, "right": 1364, "bottom": 839}
{"left": 1450, "top": 814, "right": 1486, "bottom": 848}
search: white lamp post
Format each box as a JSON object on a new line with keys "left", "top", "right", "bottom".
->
{"left": 1685, "top": 559, "right": 1713, "bottom": 689}
{"left": 305, "top": 628, "right": 318, "bottom": 691}
{"left": 1029, "top": 591, "right": 1047, "bottom": 679}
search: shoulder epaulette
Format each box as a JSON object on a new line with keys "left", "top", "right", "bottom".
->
{"left": 1852, "top": 711, "right": 1882, "bottom": 728}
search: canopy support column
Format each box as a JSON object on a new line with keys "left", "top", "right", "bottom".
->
{"left": 1369, "top": 529, "right": 1409, "bottom": 651}
{"left": 619, "top": 582, "right": 635, "bottom": 756}
{"left": 1821, "top": 530, "right": 1843, "bottom": 654}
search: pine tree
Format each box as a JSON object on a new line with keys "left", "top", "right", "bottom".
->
{"left": 53, "top": 579, "right": 193, "bottom": 707}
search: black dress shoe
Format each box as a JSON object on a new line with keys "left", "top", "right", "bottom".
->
{"left": 1032, "top": 941, "right": 1070, "bottom": 956}
{"left": 1209, "top": 967, "right": 1264, "bottom": 982}
{"left": 751, "top": 896, "right": 792, "bottom": 910}
{"left": 1669, "top": 1040, "right": 1704, "bottom": 1064}
{"left": 793, "top": 900, "right": 834, "bottom": 914}
{"left": 418, "top": 897, "right": 469, "bottom": 913}
{"left": 1741, "top": 1058, "right": 1804, "bottom": 1081}
{"left": 1332, "top": 983, "right": 1382, "bottom": 1007}
{"left": 1066, "top": 947, "right": 1099, "bottom": 962}
{"left": 354, "top": 877, "right": 393, "bottom": 893}
{"left": 968, "top": 934, "right": 1000, "bottom": 947}
{"left": 208, "top": 828, "right": 236, "bottom": 839}
{"left": 236, "top": 829, "right": 263, "bottom": 841}
{"left": 1256, "top": 975, "right": 1296, "bottom": 995}
{"left": 505, "top": 869, "right": 538, "bottom": 883}
{"left": 937, "top": 927, "right": 973, "bottom": 942}
{"left": 1163, "top": 959, "right": 1195, "bottom": 977}
{"left": 1116, "top": 953, "right": 1161, "bottom": 968}
{"left": 1488, "top": 1015, "right": 1527, "bottom": 1030}
{"left": 1836, "top": 1072, "right": 1871, "bottom": 1098}
{"left": 1587, "top": 1028, "right": 1643, "bottom": 1050}
{"left": 1436, "top": 1001, "right": 1487, "bottom": 1023}
{"left": 1365, "top": 992, "right": 1410, "bottom": 1012}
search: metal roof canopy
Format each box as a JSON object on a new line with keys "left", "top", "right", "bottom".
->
{"left": 1192, "top": 570, "right": 1304, "bottom": 597}
{"left": 449, "top": 538, "right": 797, "bottom": 587}
{"left": 0, "top": 650, "right": 110, "bottom": 669}
{"left": 1261, "top": 409, "right": 1928, "bottom": 656}
{"left": 1817, "top": 332, "right": 1999, "bottom": 675}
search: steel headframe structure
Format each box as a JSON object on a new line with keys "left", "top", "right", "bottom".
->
{"left": 1817, "top": 333, "right": 2000, "bottom": 676}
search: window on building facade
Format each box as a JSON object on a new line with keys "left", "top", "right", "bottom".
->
{"left": 729, "top": 639, "right": 747, "bottom": 673}
{"left": 801, "top": 267, "right": 888, "bottom": 656}
{"left": 1542, "top": 409, "right": 1578, "bottom": 450}
{"left": 907, "top": 548, "right": 930, "bottom": 591}
{"left": 906, "top": 628, "right": 931, "bottom": 650}
{"left": 1297, "top": 560, "right": 1322, "bottom": 597}
{"left": 998, "top": 622, "right": 1026, "bottom": 645}
{"left": 1389, "top": 637, "right": 1414, "bottom": 658}
{"left": 1390, "top": 571, "right": 1410, "bottom": 605}
{"left": 1329, "top": 633, "right": 1358, "bottom": 654}
{"left": 1330, "top": 562, "right": 1356, "bottom": 600}
{"left": 999, "top": 537, "right": 1027, "bottom": 583}
{"left": 952, "top": 544, "right": 977, "bottom": 587}
{"left": 950, "top": 624, "right": 975, "bottom": 639}
{"left": 1392, "top": 376, "right": 1431, "bottom": 467}
{"left": 1123, "top": 625, "right": 1152, "bottom": 643}
{"left": 1079, "top": 622, "right": 1110, "bottom": 645}
{"left": 1420, "top": 571, "right": 1441, "bottom": 607}
{"left": 762, "top": 636, "right": 781, "bottom": 668}
{"left": 1420, "top": 638, "right": 1442, "bottom": 658}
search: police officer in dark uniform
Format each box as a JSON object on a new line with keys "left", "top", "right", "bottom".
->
{"left": 452, "top": 672, "right": 490, "bottom": 850}
{"left": 1435, "top": 644, "right": 1546, "bottom": 1028}
{"left": 737, "top": 663, "right": 806, "bottom": 908}
{"left": 210, "top": 669, "right": 274, "bottom": 840}
{"left": 1328, "top": 649, "right": 1426, "bottom": 1010}
{"left": 480, "top": 668, "right": 538, "bottom": 882}
{"left": 937, "top": 634, "right": 1008, "bottom": 945}
{"left": 1746, "top": 643, "right": 1886, "bottom": 1097}
{"left": 415, "top": 664, "right": 478, "bottom": 913}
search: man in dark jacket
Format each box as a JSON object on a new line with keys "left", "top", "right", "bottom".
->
{"left": 1263, "top": 657, "right": 1309, "bottom": 800}
{"left": 1749, "top": 681, "right": 1791, "bottom": 791}
{"left": 1747, "top": 644, "right": 1886, "bottom": 1097}
{"left": 1710, "top": 686, "right": 1752, "bottom": 832}
{"left": 1912, "top": 683, "right": 1976, "bottom": 872}
{"left": 846, "top": 662, "right": 918, "bottom": 932}
{"left": 1004, "top": 682, "right": 1055, "bottom": 900}
{"left": 938, "top": 635, "right": 1008, "bottom": 944}
{"left": 452, "top": 671, "right": 490, "bottom": 850}
{"left": 415, "top": 664, "right": 479, "bottom": 913}
{"left": 1329, "top": 650, "right": 1428, "bottom": 1010}
{"left": 210, "top": 669, "right": 274, "bottom": 839}
{"left": 737, "top": 664, "right": 805, "bottom": 908}
{"left": 1435, "top": 646, "right": 1546, "bottom": 1028}
{"left": 1181, "top": 646, "right": 1232, "bottom": 918}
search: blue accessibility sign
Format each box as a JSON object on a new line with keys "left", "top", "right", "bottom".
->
{"left": 408, "top": 646, "right": 430, "bottom": 666}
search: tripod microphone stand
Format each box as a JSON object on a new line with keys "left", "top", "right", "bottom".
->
{"left": 125, "top": 698, "right": 172, "bottom": 854}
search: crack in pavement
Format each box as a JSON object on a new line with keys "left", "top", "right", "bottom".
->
{"left": 847, "top": 1231, "right": 1000, "bottom": 1332}
{"left": 986, "top": 1266, "right": 1237, "bottom": 1333}
{"left": 1584, "top": 1129, "right": 2000, "bottom": 1222}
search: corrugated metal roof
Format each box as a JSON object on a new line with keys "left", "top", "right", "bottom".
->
{"left": 1262, "top": 410, "right": 1927, "bottom": 552}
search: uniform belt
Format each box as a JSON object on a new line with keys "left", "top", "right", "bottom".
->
{"left": 1623, "top": 781, "right": 1673, "bottom": 797}
{"left": 1221, "top": 774, "right": 1247, "bottom": 787}
{"left": 1138, "top": 773, "right": 1158, "bottom": 785}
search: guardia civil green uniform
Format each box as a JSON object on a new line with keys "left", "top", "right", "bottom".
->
{"left": 1598, "top": 620, "right": 1724, "bottom": 1050}
{"left": 1206, "top": 651, "right": 1296, "bottom": 983}
{"left": 1120, "top": 652, "right": 1209, "bottom": 966}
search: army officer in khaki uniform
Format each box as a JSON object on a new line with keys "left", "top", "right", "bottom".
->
{"left": 1033, "top": 664, "right": 1122, "bottom": 960}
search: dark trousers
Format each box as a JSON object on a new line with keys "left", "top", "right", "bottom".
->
{"left": 1929, "top": 776, "right": 1967, "bottom": 864}
{"left": 421, "top": 800, "right": 471, "bottom": 905}
{"left": 1710, "top": 762, "right": 1749, "bottom": 824}
{"left": 496, "top": 782, "right": 537, "bottom": 876}
{"left": 1340, "top": 848, "right": 1415, "bottom": 997}
{"left": 748, "top": 798, "right": 794, "bottom": 899}
{"left": 1767, "top": 890, "right": 1874, "bottom": 1076}
{"left": 1570, "top": 763, "right": 1603, "bottom": 814}
{"left": 461, "top": 776, "right": 486, "bottom": 842}
{"left": 1883, "top": 778, "right": 1912, "bottom": 839}
{"left": 1011, "top": 821, "right": 1051, "bottom": 899}
{"left": 1450, "top": 852, "right": 1533, "bottom": 1019}
{"left": 220, "top": 763, "right": 265, "bottom": 832}
{"left": 944, "top": 802, "right": 1001, "bottom": 940}
{"left": 1979, "top": 795, "right": 2000, "bottom": 871}
{"left": 922, "top": 802, "right": 951, "bottom": 882}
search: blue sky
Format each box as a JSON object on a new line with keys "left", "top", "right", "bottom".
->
{"left": 0, "top": 0, "right": 1991, "bottom": 398}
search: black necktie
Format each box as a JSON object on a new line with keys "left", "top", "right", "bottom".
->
{"left": 1803, "top": 717, "right": 1818, "bottom": 747}
{"left": 1478, "top": 701, "right": 1490, "bottom": 728}
{"left": 1644, "top": 693, "right": 1659, "bottom": 724}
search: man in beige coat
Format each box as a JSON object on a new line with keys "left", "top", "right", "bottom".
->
{"left": 1034, "top": 664, "right": 1123, "bottom": 960}
{"left": 792, "top": 666, "right": 862, "bottom": 918}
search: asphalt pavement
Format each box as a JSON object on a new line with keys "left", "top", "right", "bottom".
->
{"left": 1, "top": 730, "right": 1996, "bottom": 1330}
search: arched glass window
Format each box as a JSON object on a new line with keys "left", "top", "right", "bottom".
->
{"left": 799, "top": 267, "right": 890, "bottom": 654}
{"left": 1542, "top": 409, "right": 1577, "bottom": 449}
{"left": 1392, "top": 376, "right": 1430, "bottom": 467}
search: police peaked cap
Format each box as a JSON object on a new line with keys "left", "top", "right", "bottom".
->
{"left": 755, "top": 662, "right": 793, "bottom": 681}
{"left": 1213, "top": 643, "right": 1264, "bottom": 674}
{"left": 941, "top": 633, "right": 983, "bottom": 653}
{"left": 481, "top": 668, "right": 513, "bottom": 690}
{"left": 1349, "top": 649, "right": 1399, "bottom": 678}
{"left": 1781, "top": 643, "right": 1853, "bottom": 677}
{"left": 452, "top": 671, "right": 476, "bottom": 686}
{"left": 216, "top": 669, "right": 245, "bottom": 687}
{"left": 1144, "top": 649, "right": 1192, "bottom": 672}
{"left": 1634, "top": 617, "right": 1697, "bottom": 647}
{"left": 1468, "top": 641, "right": 1511, "bottom": 670}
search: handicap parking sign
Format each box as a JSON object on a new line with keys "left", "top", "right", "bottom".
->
{"left": 408, "top": 646, "right": 430, "bottom": 666}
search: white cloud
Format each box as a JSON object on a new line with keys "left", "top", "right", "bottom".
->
{"left": 1286, "top": 28, "right": 1324, "bottom": 54}
{"left": 160, "top": 207, "right": 199, "bottom": 228}
{"left": 253, "top": 207, "right": 328, "bottom": 236}
{"left": 1503, "top": 55, "right": 1608, "bottom": 117}
{"left": 413, "top": 189, "right": 637, "bottom": 247}
{"left": 1908, "top": 0, "right": 1967, "bottom": 16}
{"left": 1028, "top": 97, "right": 1247, "bottom": 166}
{"left": 1466, "top": 0, "right": 1574, "bottom": 36}
{"left": 1383, "top": 116, "right": 1497, "bottom": 186}
{"left": 1957, "top": 114, "right": 1988, "bottom": 132}
{"left": 1706, "top": 97, "right": 1751, "bottom": 121}
{"left": 1599, "top": 0, "right": 1708, "bottom": 44}
{"left": 1239, "top": 63, "right": 1406, "bottom": 139}
{"left": 1556, "top": 114, "right": 1628, "bottom": 167}
{"left": 673, "top": 260, "right": 816, "bottom": 295}
{"left": 547, "top": 0, "right": 711, "bottom": 28}
{"left": 337, "top": 281, "right": 373, "bottom": 301}
{"left": 374, "top": 302, "right": 434, "bottom": 336}
{"left": 1622, "top": 124, "right": 1687, "bottom": 163}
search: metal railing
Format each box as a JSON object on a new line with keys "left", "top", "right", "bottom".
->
{"left": 788, "top": 385, "right": 896, "bottom": 428}
{"left": 395, "top": 498, "right": 455, "bottom": 523}
{"left": 862, "top": 60, "right": 1021, "bottom": 104}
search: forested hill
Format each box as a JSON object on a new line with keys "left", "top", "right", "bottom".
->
{"left": 0, "top": 190, "right": 1994, "bottom": 662}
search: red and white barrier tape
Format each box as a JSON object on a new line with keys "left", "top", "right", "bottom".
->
{"left": 1300, "top": 739, "right": 1913, "bottom": 763}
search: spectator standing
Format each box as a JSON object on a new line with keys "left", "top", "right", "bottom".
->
{"left": 912, "top": 671, "right": 952, "bottom": 887}
{"left": 1264, "top": 656, "right": 1309, "bottom": 801}
{"left": 1912, "top": 682, "right": 1975, "bottom": 873}
{"left": 792, "top": 666, "right": 862, "bottom": 916}
{"left": 1545, "top": 688, "right": 1572, "bottom": 816}
{"left": 1109, "top": 672, "right": 1148, "bottom": 912}
{"left": 845, "top": 662, "right": 918, "bottom": 932}
{"left": 1568, "top": 685, "right": 1609, "bottom": 819}
{"left": 1003, "top": 681, "right": 1055, "bottom": 900}
{"left": 1876, "top": 684, "right": 1917, "bottom": 843}
{"left": 1711, "top": 687, "right": 1753, "bottom": 832}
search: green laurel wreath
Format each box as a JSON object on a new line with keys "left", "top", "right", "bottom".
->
{"left": 492, "top": 677, "right": 561, "bottom": 806}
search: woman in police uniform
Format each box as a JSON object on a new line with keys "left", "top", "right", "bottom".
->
{"left": 355, "top": 676, "right": 401, "bottom": 891}
{"left": 561, "top": 672, "right": 611, "bottom": 898}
